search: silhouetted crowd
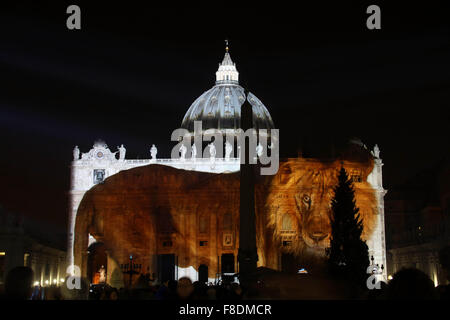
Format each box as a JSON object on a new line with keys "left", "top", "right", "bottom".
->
{"left": 0, "top": 266, "right": 449, "bottom": 300}
{"left": 86, "top": 277, "right": 245, "bottom": 300}
{"left": 153, "top": 277, "right": 243, "bottom": 300}
{"left": 365, "top": 268, "right": 449, "bottom": 300}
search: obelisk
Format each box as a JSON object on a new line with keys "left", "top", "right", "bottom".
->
{"left": 238, "top": 90, "right": 258, "bottom": 288}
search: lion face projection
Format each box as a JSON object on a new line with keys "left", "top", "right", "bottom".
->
{"left": 294, "top": 187, "right": 332, "bottom": 249}
{"left": 265, "top": 159, "right": 378, "bottom": 258}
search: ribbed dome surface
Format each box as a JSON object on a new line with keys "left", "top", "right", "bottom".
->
{"left": 181, "top": 84, "right": 274, "bottom": 132}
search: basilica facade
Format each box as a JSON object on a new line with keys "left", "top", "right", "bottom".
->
{"left": 68, "top": 49, "right": 387, "bottom": 287}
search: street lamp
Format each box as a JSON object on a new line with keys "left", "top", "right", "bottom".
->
{"left": 120, "top": 255, "right": 142, "bottom": 288}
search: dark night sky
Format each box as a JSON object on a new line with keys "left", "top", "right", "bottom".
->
{"left": 0, "top": 2, "right": 449, "bottom": 231}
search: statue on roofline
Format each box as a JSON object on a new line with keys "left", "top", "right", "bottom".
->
{"left": 225, "top": 141, "right": 233, "bottom": 160}
{"left": 208, "top": 143, "right": 216, "bottom": 160}
{"left": 73, "top": 146, "right": 80, "bottom": 161}
{"left": 179, "top": 143, "right": 187, "bottom": 160}
{"left": 117, "top": 144, "right": 126, "bottom": 161}
{"left": 191, "top": 143, "right": 197, "bottom": 160}
{"left": 371, "top": 144, "right": 380, "bottom": 158}
{"left": 150, "top": 144, "right": 157, "bottom": 160}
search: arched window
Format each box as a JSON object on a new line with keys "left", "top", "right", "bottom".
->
{"left": 199, "top": 215, "right": 208, "bottom": 234}
{"left": 350, "top": 169, "right": 362, "bottom": 182}
{"left": 282, "top": 214, "right": 293, "bottom": 231}
{"left": 223, "top": 213, "right": 232, "bottom": 231}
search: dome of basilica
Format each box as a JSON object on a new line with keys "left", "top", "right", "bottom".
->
{"left": 181, "top": 48, "right": 275, "bottom": 134}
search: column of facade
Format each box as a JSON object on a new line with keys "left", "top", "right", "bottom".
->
{"left": 177, "top": 211, "right": 185, "bottom": 279}
{"left": 210, "top": 209, "right": 218, "bottom": 282}
{"left": 189, "top": 208, "right": 197, "bottom": 281}
{"left": 67, "top": 189, "right": 86, "bottom": 270}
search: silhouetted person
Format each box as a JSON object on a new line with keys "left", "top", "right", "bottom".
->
{"left": 167, "top": 280, "right": 178, "bottom": 300}
{"left": 118, "top": 287, "right": 126, "bottom": 299}
{"left": 109, "top": 288, "right": 119, "bottom": 300}
{"left": 155, "top": 281, "right": 168, "bottom": 300}
{"left": 177, "top": 277, "right": 194, "bottom": 300}
{"left": 45, "top": 285, "right": 63, "bottom": 300}
{"left": 438, "top": 245, "right": 450, "bottom": 299}
{"left": 206, "top": 286, "right": 216, "bottom": 300}
{"left": 436, "top": 284, "right": 450, "bottom": 300}
{"left": 439, "top": 245, "right": 450, "bottom": 279}
{"left": 135, "top": 273, "right": 151, "bottom": 289}
{"left": 230, "top": 282, "right": 243, "bottom": 300}
{"left": 156, "top": 279, "right": 178, "bottom": 300}
{"left": 387, "top": 268, "right": 438, "bottom": 300}
{"left": 191, "top": 281, "right": 208, "bottom": 299}
{"left": 3, "top": 266, "right": 34, "bottom": 300}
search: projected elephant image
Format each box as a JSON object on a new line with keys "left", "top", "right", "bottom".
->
{"left": 74, "top": 157, "right": 378, "bottom": 285}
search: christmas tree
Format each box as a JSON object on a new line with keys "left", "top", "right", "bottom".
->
{"left": 328, "top": 167, "right": 369, "bottom": 286}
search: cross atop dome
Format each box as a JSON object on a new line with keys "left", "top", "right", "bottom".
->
{"left": 216, "top": 40, "right": 239, "bottom": 84}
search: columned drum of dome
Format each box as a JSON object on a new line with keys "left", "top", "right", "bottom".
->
{"left": 181, "top": 50, "right": 275, "bottom": 135}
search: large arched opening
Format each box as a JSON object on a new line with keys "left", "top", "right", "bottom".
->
{"left": 87, "top": 242, "right": 107, "bottom": 284}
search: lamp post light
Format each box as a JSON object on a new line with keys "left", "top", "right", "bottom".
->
{"left": 120, "top": 255, "right": 141, "bottom": 289}
{"left": 370, "top": 255, "right": 377, "bottom": 273}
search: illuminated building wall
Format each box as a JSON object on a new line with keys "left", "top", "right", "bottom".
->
{"left": 0, "top": 209, "right": 66, "bottom": 287}
{"left": 386, "top": 161, "right": 450, "bottom": 286}
{"left": 70, "top": 148, "right": 387, "bottom": 287}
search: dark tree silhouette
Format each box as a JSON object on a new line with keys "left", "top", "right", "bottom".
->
{"left": 327, "top": 167, "right": 369, "bottom": 287}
